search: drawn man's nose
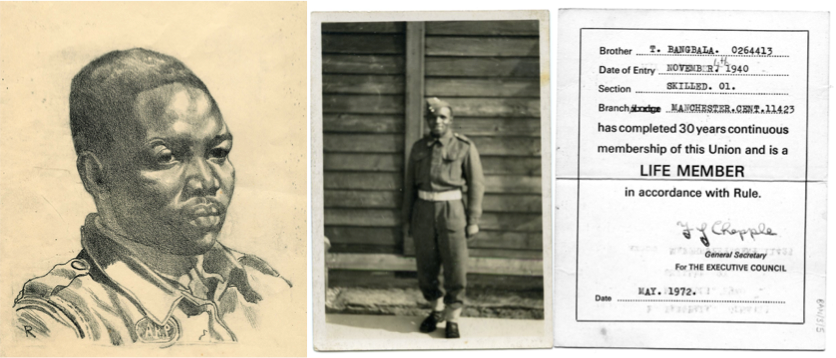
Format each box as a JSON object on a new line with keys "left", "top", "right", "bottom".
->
{"left": 185, "top": 158, "right": 219, "bottom": 196}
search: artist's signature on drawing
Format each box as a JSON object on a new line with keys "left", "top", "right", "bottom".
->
{"left": 676, "top": 221, "right": 777, "bottom": 247}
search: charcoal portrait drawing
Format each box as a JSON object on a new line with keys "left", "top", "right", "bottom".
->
{"left": 11, "top": 49, "right": 290, "bottom": 346}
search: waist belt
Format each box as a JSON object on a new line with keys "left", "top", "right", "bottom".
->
{"left": 418, "top": 190, "right": 462, "bottom": 201}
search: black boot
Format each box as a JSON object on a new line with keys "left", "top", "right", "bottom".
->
{"left": 419, "top": 311, "right": 445, "bottom": 333}
{"left": 446, "top": 322, "right": 460, "bottom": 339}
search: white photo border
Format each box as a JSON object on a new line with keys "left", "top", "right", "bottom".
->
{"left": 311, "top": 9, "right": 553, "bottom": 351}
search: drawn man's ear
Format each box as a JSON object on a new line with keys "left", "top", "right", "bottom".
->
{"left": 77, "top": 151, "right": 106, "bottom": 195}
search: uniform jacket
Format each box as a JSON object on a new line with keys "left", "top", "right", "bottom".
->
{"left": 13, "top": 214, "right": 289, "bottom": 346}
{"left": 403, "top": 131, "right": 486, "bottom": 226}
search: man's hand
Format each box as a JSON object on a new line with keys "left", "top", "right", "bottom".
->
{"left": 466, "top": 224, "right": 479, "bottom": 243}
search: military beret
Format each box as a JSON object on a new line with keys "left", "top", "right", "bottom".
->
{"left": 426, "top": 97, "right": 451, "bottom": 114}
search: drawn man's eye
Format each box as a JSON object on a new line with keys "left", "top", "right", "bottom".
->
{"left": 155, "top": 148, "right": 176, "bottom": 165}
{"left": 209, "top": 147, "right": 230, "bottom": 162}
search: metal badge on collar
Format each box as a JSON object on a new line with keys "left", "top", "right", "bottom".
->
{"left": 135, "top": 316, "right": 180, "bottom": 344}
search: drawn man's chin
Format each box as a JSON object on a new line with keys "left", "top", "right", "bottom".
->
{"left": 188, "top": 214, "right": 226, "bottom": 238}
{"left": 159, "top": 214, "right": 228, "bottom": 255}
{"left": 173, "top": 229, "right": 222, "bottom": 255}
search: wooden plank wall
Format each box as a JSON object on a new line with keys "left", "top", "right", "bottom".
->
{"left": 322, "top": 20, "right": 543, "bottom": 275}
{"left": 322, "top": 22, "right": 407, "bottom": 255}
{"left": 423, "top": 20, "right": 543, "bottom": 260}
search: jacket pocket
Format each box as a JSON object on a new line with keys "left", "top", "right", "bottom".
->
{"left": 444, "top": 146, "right": 467, "bottom": 181}
{"left": 413, "top": 150, "right": 430, "bottom": 185}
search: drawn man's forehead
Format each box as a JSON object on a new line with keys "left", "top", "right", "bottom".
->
{"left": 133, "top": 83, "right": 219, "bottom": 131}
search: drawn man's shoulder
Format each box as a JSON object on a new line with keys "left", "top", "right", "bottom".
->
{"left": 13, "top": 257, "right": 108, "bottom": 340}
{"left": 13, "top": 249, "right": 292, "bottom": 342}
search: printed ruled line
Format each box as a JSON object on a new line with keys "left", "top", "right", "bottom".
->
{"left": 665, "top": 111, "right": 793, "bottom": 114}
{"left": 637, "top": 54, "right": 788, "bottom": 57}
{"left": 555, "top": 177, "right": 824, "bottom": 184}
{"left": 637, "top": 91, "right": 788, "bottom": 96}
{"left": 618, "top": 299, "right": 786, "bottom": 304}
{"left": 658, "top": 73, "right": 789, "bottom": 77}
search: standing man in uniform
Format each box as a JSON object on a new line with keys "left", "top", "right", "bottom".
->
{"left": 402, "top": 97, "right": 485, "bottom": 339}
{"left": 13, "top": 48, "right": 290, "bottom": 346}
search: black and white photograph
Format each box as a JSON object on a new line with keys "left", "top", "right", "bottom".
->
{"left": 311, "top": 11, "right": 552, "bottom": 350}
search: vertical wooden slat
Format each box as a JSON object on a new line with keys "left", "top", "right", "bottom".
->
{"left": 402, "top": 22, "right": 425, "bottom": 256}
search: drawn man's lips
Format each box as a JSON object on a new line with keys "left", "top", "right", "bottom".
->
{"left": 189, "top": 215, "right": 220, "bottom": 229}
{"left": 190, "top": 204, "right": 220, "bottom": 216}
{"left": 184, "top": 201, "right": 224, "bottom": 229}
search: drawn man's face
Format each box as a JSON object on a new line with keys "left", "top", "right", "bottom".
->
{"left": 426, "top": 106, "right": 453, "bottom": 137}
{"left": 102, "top": 83, "right": 234, "bottom": 255}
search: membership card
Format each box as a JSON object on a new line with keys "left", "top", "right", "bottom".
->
{"left": 555, "top": 9, "right": 828, "bottom": 349}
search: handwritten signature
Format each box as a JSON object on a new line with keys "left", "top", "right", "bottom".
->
{"left": 676, "top": 221, "right": 777, "bottom": 247}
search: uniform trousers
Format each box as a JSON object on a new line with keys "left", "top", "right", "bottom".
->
{"left": 411, "top": 198, "right": 468, "bottom": 309}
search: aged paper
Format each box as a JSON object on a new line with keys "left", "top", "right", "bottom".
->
{"left": 0, "top": 2, "right": 306, "bottom": 356}
{"left": 312, "top": 10, "right": 552, "bottom": 351}
{"left": 556, "top": 9, "right": 828, "bottom": 349}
